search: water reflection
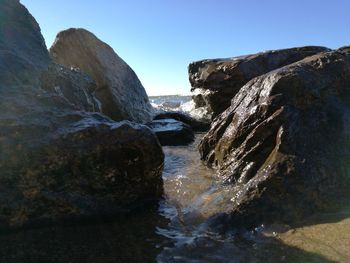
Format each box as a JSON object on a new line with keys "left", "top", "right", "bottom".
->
{"left": 0, "top": 205, "right": 168, "bottom": 263}
{"left": 157, "top": 134, "right": 349, "bottom": 263}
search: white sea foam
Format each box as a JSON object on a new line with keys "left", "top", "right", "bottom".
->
{"left": 149, "top": 95, "right": 211, "bottom": 121}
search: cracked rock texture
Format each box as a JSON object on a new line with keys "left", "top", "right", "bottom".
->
{"left": 188, "top": 46, "right": 330, "bottom": 118}
{"left": 199, "top": 47, "right": 350, "bottom": 226}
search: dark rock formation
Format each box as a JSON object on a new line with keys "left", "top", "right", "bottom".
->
{"left": 147, "top": 119, "right": 195, "bottom": 146}
{"left": 0, "top": 0, "right": 163, "bottom": 229}
{"left": 199, "top": 47, "right": 350, "bottom": 226}
{"left": 0, "top": 0, "right": 50, "bottom": 69}
{"left": 154, "top": 111, "right": 210, "bottom": 131}
{"left": 192, "top": 93, "right": 207, "bottom": 108}
{"left": 189, "top": 46, "right": 330, "bottom": 118}
{"left": 340, "top": 46, "right": 350, "bottom": 53}
{"left": 49, "top": 28, "right": 153, "bottom": 123}
{"left": 40, "top": 64, "right": 101, "bottom": 112}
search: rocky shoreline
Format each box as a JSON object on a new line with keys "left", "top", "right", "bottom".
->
{"left": 1, "top": 0, "right": 350, "bottom": 239}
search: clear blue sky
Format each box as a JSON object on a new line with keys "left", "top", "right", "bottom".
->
{"left": 21, "top": 0, "right": 350, "bottom": 95}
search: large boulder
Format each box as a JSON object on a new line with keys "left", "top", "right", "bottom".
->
{"left": 199, "top": 47, "right": 350, "bottom": 226}
{"left": 49, "top": 28, "right": 153, "bottom": 123}
{"left": 188, "top": 46, "right": 330, "bottom": 118}
{"left": 0, "top": 0, "right": 163, "bottom": 228}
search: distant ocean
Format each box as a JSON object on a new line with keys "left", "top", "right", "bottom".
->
{"left": 149, "top": 95, "right": 192, "bottom": 111}
{"left": 149, "top": 95, "right": 210, "bottom": 120}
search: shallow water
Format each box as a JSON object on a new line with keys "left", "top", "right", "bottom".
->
{"left": 1, "top": 134, "right": 350, "bottom": 263}
{"left": 158, "top": 136, "right": 350, "bottom": 263}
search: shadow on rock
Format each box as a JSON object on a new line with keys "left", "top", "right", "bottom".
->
{"left": 0, "top": 203, "right": 170, "bottom": 263}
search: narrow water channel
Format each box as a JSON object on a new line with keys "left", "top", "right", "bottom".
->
{"left": 0, "top": 134, "right": 349, "bottom": 263}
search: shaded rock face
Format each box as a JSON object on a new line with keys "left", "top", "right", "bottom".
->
{"left": 1, "top": 118, "right": 164, "bottom": 227}
{"left": 40, "top": 64, "right": 101, "bottom": 112}
{"left": 147, "top": 119, "right": 195, "bottom": 146}
{"left": 154, "top": 111, "right": 210, "bottom": 132}
{"left": 189, "top": 46, "right": 330, "bottom": 118}
{"left": 0, "top": 1, "right": 164, "bottom": 228}
{"left": 192, "top": 93, "right": 207, "bottom": 108}
{"left": 0, "top": 0, "right": 50, "bottom": 69}
{"left": 49, "top": 28, "right": 153, "bottom": 123}
{"left": 199, "top": 48, "right": 350, "bottom": 226}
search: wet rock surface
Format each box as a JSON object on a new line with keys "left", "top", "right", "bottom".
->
{"left": 50, "top": 28, "right": 153, "bottom": 123}
{"left": 147, "top": 119, "right": 195, "bottom": 146}
{"left": 199, "top": 47, "right": 350, "bottom": 227}
{"left": 2, "top": 1, "right": 350, "bottom": 262}
{"left": 154, "top": 111, "right": 210, "bottom": 131}
{"left": 189, "top": 46, "right": 330, "bottom": 118}
{"left": 0, "top": 0, "right": 164, "bottom": 229}
{"left": 0, "top": 132, "right": 346, "bottom": 263}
